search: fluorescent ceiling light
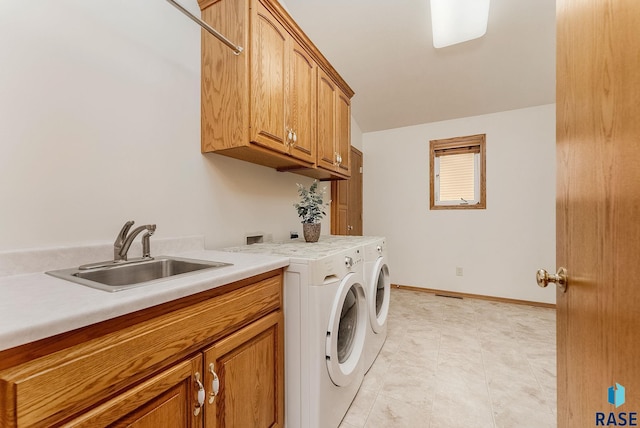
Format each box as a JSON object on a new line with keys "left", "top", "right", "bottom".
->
{"left": 430, "top": 0, "right": 490, "bottom": 49}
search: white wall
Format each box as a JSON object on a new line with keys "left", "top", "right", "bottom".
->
{"left": 363, "top": 104, "right": 556, "bottom": 304}
{"left": 351, "top": 117, "right": 363, "bottom": 151}
{"left": 0, "top": 0, "right": 330, "bottom": 252}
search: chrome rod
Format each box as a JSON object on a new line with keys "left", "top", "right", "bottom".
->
{"left": 164, "top": 0, "right": 243, "bottom": 55}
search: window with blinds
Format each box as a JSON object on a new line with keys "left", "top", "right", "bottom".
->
{"left": 429, "top": 134, "right": 486, "bottom": 210}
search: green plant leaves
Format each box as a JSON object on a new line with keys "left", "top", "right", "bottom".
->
{"left": 293, "top": 180, "right": 330, "bottom": 224}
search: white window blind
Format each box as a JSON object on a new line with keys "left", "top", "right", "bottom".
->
{"left": 430, "top": 133, "right": 486, "bottom": 210}
{"left": 437, "top": 152, "right": 476, "bottom": 201}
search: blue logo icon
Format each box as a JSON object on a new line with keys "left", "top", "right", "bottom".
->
{"left": 596, "top": 384, "right": 636, "bottom": 426}
{"left": 609, "top": 383, "right": 626, "bottom": 408}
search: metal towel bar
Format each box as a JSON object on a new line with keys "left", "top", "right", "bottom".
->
{"left": 165, "top": 0, "right": 243, "bottom": 55}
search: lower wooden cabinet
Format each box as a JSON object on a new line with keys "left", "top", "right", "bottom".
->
{"left": 65, "top": 355, "right": 204, "bottom": 428}
{"left": 204, "top": 311, "right": 283, "bottom": 428}
{"left": 64, "top": 312, "right": 284, "bottom": 428}
{"left": 0, "top": 271, "right": 284, "bottom": 428}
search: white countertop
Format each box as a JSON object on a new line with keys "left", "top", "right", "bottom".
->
{"left": 225, "top": 235, "right": 383, "bottom": 260}
{"left": 0, "top": 249, "right": 289, "bottom": 351}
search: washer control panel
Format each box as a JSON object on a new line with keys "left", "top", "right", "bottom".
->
{"left": 344, "top": 249, "right": 362, "bottom": 272}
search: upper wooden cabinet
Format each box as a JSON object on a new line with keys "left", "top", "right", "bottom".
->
{"left": 288, "top": 39, "right": 317, "bottom": 165}
{"left": 250, "top": 4, "right": 316, "bottom": 166}
{"left": 317, "top": 68, "right": 351, "bottom": 176}
{"left": 199, "top": 0, "right": 353, "bottom": 180}
{"left": 250, "top": 3, "right": 291, "bottom": 157}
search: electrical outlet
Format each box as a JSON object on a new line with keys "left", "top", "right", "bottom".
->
{"left": 456, "top": 267, "right": 463, "bottom": 276}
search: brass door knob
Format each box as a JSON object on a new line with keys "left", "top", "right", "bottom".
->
{"left": 536, "top": 267, "right": 568, "bottom": 292}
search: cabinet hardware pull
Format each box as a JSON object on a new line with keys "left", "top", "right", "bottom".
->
{"left": 208, "top": 363, "right": 220, "bottom": 404}
{"left": 292, "top": 132, "right": 297, "bottom": 144}
{"left": 287, "top": 129, "right": 294, "bottom": 146}
{"left": 194, "top": 372, "right": 205, "bottom": 416}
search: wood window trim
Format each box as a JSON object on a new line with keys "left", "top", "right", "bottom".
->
{"left": 429, "top": 134, "right": 486, "bottom": 210}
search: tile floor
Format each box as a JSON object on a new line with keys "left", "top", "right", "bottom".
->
{"left": 340, "top": 288, "right": 557, "bottom": 428}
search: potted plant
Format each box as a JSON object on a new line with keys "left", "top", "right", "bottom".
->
{"left": 294, "top": 180, "right": 330, "bottom": 242}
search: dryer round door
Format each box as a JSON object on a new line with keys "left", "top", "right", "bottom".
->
{"left": 325, "top": 272, "right": 367, "bottom": 387}
{"left": 369, "top": 257, "right": 390, "bottom": 333}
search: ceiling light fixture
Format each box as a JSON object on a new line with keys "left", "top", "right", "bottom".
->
{"left": 430, "top": 0, "right": 490, "bottom": 49}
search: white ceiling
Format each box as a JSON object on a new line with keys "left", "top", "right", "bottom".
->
{"left": 283, "top": 0, "right": 556, "bottom": 133}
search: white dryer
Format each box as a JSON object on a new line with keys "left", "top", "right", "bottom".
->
{"left": 291, "top": 247, "right": 367, "bottom": 428}
{"left": 224, "top": 241, "right": 367, "bottom": 428}
{"left": 292, "top": 235, "right": 391, "bottom": 373}
{"left": 362, "top": 238, "right": 390, "bottom": 372}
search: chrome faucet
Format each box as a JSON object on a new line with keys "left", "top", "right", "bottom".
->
{"left": 78, "top": 221, "right": 157, "bottom": 271}
{"left": 114, "top": 221, "right": 157, "bottom": 262}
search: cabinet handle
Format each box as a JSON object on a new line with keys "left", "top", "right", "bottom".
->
{"left": 208, "top": 363, "right": 220, "bottom": 404}
{"left": 292, "top": 131, "right": 297, "bottom": 145}
{"left": 287, "top": 128, "right": 293, "bottom": 146}
{"left": 194, "top": 372, "right": 205, "bottom": 416}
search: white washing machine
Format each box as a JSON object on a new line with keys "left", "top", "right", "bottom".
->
{"left": 361, "top": 238, "right": 390, "bottom": 372}
{"left": 224, "top": 241, "right": 367, "bottom": 428}
{"left": 304, "top": 236, "right": 391, "bottom": 373}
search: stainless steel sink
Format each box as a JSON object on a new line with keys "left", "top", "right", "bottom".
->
{"left": 46, "top": 256, "right": 232, "bottom": 292}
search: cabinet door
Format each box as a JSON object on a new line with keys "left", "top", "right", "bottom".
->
{"left": 331, "top": 147, "right": 362, "bottom": 235}
{"left": 317, "top": 68, "right": 337, "bottom": 170}
{"left": 288, "top": 39, "right": 316, "bottom": 164}
{"left": 332, "top": 177, "right": 349, "bottom": 234}
{"left": 335, "top": 89, "right": 351, "bottom": 175}
{"left": 251, "top": 1, "right": 289, "bottom": 153}
{"left": 347, "top": 147, "right": 362, "bottom": 234}
{"left": 64, "top": 355, "right": 203, "bottom": 428}
{"left": 203, "top": 311, "right": 284, "bottom": 428}
{"left": 200, "top": 0, "right": 249, "bottom": 152}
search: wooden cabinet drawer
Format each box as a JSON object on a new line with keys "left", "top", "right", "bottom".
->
{"left": 62, "top": 355, "right": 203, "bottom": 428}
{"left": 0, "top": 273, "right": 282, "bottom": 427}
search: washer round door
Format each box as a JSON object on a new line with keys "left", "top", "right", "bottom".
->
{"left": 368, "top": 257, "right": 390, "bottom": 333}
{"left": 325, "top": 272, "right": 367, "bottom": 387}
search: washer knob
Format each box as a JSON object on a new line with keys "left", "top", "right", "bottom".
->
{"left": 345, "top": 256, "right": 353, "bottom": 268}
